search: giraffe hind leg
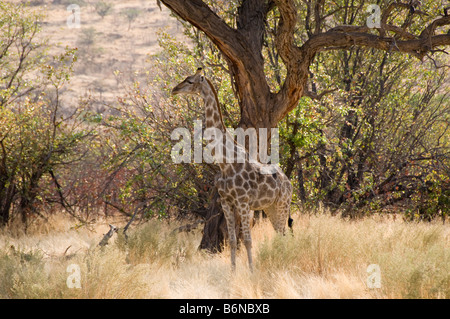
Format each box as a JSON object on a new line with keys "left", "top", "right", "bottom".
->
{"left": 264, "top": 202, "right": 290, "bottom": 235}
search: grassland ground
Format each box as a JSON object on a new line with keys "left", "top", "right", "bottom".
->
{"left": 0, "top": 210, "right": 449, "bottom": 299}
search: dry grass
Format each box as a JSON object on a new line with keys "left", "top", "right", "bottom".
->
{"left": 0, "top": 211, "right": 449, "bottom": 299}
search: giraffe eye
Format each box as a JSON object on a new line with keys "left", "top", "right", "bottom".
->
{"left": 186, "top": 80, "right": 193, "bottom": 84}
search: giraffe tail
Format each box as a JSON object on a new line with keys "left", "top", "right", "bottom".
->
{"left": 288, "top": 212, "right": 293, "bottom": 231}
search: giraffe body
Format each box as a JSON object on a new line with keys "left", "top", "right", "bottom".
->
{"left": 172, "top": 68, "right": 293, "bottom": 271}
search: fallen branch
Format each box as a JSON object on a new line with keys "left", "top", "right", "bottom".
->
{"left": 172, "top": 211, "right": 222, "bottom": 234}
{"left": 172, "top": 219, "right": 205, "bottom": 234}
{"left": 98, "top": 224, "right": 118, "bottom": 247}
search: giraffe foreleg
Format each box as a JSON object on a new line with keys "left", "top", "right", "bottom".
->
{"left": 239, "top": 204, "right": 253, "bottom": 272}
{"left": 221, "top": 201, "right": 237, "bottom": 270}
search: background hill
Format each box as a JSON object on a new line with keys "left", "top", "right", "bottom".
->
{"left": 32, "top": 0, "right": 184, "bottom": 110}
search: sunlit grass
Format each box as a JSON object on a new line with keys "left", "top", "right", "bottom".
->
{"left": 0, "top": 211, "right": 449, "bottom": 299}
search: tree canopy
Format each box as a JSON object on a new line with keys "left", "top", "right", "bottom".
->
{"left": 160, "top": 0, "right": 450, "bottom": 129}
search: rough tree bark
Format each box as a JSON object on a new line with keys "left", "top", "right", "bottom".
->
{"left": 160, "top": 0, "right": 450, "bottom": 252}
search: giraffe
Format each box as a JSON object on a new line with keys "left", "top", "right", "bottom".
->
{"left": 172, "top": 68, "right": 293, "bottom": 271}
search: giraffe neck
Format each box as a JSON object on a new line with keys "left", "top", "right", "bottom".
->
{"left": 201, "top": 79, "right": 226, "bottom": 133}
{"left": 200, "top": 79, "right": 242, "bottom": 170}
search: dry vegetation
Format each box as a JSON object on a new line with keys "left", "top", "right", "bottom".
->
{"left": 1, "top": 210, "right": 449, "bottom": 299}
{"left": 31, "top": 0, "right": 184, "bottom": 109}
{"left": 1, "top": 1, "right": 448, "bottom": 300}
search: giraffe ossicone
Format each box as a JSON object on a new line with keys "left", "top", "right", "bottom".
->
{"left": 172, "top": 68, "right": 293, "bottom": 271}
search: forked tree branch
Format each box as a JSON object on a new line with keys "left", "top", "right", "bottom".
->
{"left": 160, "top": 0, "right": 450, "bottom": 125}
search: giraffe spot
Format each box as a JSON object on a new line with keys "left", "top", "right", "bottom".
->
{"left": 257, "top": 173, "right": 265, "bottom": 183}
{"left": 225, "top": 165, "right": 234, "bottom": 175}
{"left": 213, "top": 113, "right": 220, "bottom": 123}
{"left": 259, "top": 184, "right": 269, "bottom": 197}
{"left": 260, "top": 198, "right": 272, "bottom": 206}
{"left": 225, "top": 195, "right": 234, "bottom": 202}
{"left": 249, "top": 172, "right": 256, "bottom": 180}
{"left": 266, "top": 189, "right": 274, "bottom": 198}
{"left": 267, "top": 177, "right": 277, "bottom": 189}
{"left": 234, "top": 163, "right": 244, "bottom": 173}
{"left": 243, "top": 181, "right": 250, "bottom": 190}
{"left": 206, "top": 108, "right": 213, "bottom": 118}
{"left": 242, "top": 171, "right": 249, "bottom": 179}
{"left": 236, "top": 187, "right": 246, "bottom": 197}
{"left": 206, "top": 120, "right": 214, "bottom": 127}
{"left": 235, "top": 175, "right": 244, "bottom": 187}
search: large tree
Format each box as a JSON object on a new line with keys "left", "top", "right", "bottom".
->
{"left": 160, "top": 0, "right": 450, "bottom": 129}
{"left": 159, "top": 0, "right": 450, "bottom": 250}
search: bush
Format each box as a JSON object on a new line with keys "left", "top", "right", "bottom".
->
{"left": 94, "top": 1, "right": 113, "bottom": 19}
{"left": 0, "top": 2, "right": 93, "bottom": 227}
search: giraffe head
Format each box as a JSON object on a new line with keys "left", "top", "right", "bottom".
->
{"left": 171, "top": 67, "right": 205, "bottom": 96}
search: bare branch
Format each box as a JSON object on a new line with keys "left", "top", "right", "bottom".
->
{"left": 271, "top": 0, "right": 309, "bottom": 121}
{"left": 273, "top": 0, "right": 300, "bottom": 64}
{"left": 303, "top": 88, "right": 338, "bottom": 100}
{"left": 420, "top": 15, "right": 450, "bottom": 39}
{"left": 381, "top": 1, "right": 427, "bottom": 27}
{"left": 98, "top": 224, "right": 118, "bottom": 247}
{"left": 302, "top": 29, "right": 450, "bottom": 60}
{"left": 160, "top": 0, "right": 240, "bottom": 61}
{"left": 382, "top": 23, "right": 417, "bottom": 40}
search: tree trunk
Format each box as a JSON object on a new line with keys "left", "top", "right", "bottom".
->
{"left": 297, "top": 166, "right": 306, "bottom": 203}
{"left": 17, "top": 168, "right": 44, "bottom": 228}
{"left": 0, "top": 163, "right": 16, "bottom": 226}
{"left": 199, "top": 189, "right": 226, "bottom": 252}
{"left": 200, "top": 187, "right": 250, "bottom": 252}
{"left": 0, "top": 183, "right": 15, "bottom": 227}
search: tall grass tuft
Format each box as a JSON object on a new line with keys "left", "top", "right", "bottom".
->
{"left": 115, "top": 220, "right": 200, "bottom": 267}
